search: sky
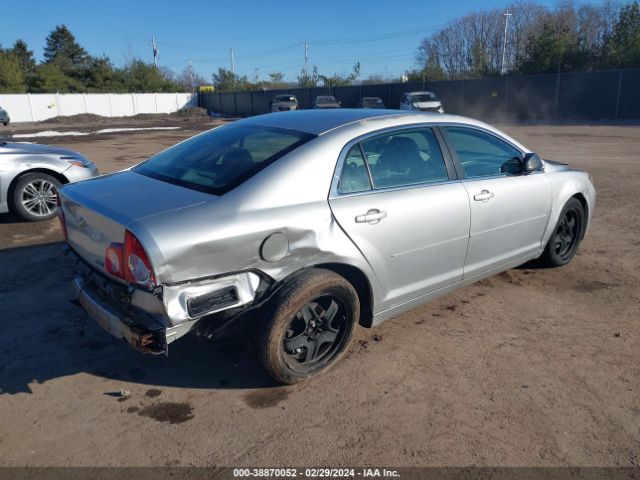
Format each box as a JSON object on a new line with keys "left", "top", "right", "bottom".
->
{"left": 2, "top": 0, "right": 570, "bottom": 82}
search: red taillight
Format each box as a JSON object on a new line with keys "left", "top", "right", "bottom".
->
{"left": 123, "top": 230, "right": 156, "bottom": 289}
{"left": 105, "top": 243, "right": 124, "bottom": 277}
{"left": 56, "top": 193, "right": 67, "bottom": 240}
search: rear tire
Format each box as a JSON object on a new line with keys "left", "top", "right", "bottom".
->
{"left": 538, "top": 197, "right": 585, "bottom": 267}
{"left": 11, "top": 173, "right": 62, "bottom": 222}
{"left": 256, "top": 269, "right": 359, "bottom": 384}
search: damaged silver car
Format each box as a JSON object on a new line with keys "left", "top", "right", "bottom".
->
{"left": 60, "top": 109, "right": 595, "bottom": 384}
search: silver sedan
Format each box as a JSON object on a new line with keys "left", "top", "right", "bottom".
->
{"left": 59, "top": 110, "right": 595, "bottom": 384}
{"left": 0, "top": 141, "right": 99, "bottom": 221}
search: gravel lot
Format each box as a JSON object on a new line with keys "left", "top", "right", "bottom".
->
{"left": 0, "top": 119, "right": 638, "bottom": 467}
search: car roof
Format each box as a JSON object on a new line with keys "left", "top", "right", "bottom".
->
{"left": 243, "top": 109, "right": 409, "bottom": 135}
{"left": 407, "top": 91, "right": 436, "bottom": 95}
{"left": 242, "top": 109, "right": 470, "bottom": 135}
{"left": 239, "top": 109, "right": 529, "bottom": 150}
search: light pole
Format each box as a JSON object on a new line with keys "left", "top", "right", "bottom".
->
{"left": 501, "top": 10, "right": 512, "bottom": 75}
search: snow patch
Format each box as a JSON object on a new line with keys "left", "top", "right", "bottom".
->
{"left": 12, "top": 126, "right": 181, "bottom": 139}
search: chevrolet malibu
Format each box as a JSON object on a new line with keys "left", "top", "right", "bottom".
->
{"left": 60, "top": 110, "right": 595, "bottom": 384}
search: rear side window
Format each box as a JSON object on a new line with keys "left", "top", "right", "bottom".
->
{"left": 338, "top": 146, "right": 371, "bottom": 194}
{"left": 444, "top": 126, "right": 522, "bottom": 178}
{"left": 134, "top": 124, "right": 314, "bottom": 195}
{"left": 360, "top": 128, "right": 449, "bottom": 189}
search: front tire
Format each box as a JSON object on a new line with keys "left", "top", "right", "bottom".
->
{"left": 256, "top": 269, "right": 359, "bottom": 384}
{"left": 538, "top": 197, "right": 585, "bottom": 267}
{"left": 11, "top": 173, "right": 62, "bottom": 221}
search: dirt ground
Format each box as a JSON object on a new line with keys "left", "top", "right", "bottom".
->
{"left": 0, "top": 120, "right": 638, "bottom": 468}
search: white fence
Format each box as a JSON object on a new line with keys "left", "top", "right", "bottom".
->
{"left": 0, "top": 92, "right": 197, "bottom": 123}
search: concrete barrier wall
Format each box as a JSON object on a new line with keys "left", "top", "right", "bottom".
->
{"left": 0, "top": 92, "right": 196, "bottom": 123}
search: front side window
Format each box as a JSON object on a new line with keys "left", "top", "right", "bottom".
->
{"left": 360, "top": 128, "right": 449, "bottom": 189}
{"left": 444, "top": 126, "right": 523, "bottom": 178}
{"left": 134, "top": 124, "right": 314, "bottom": 195}
{"left": 337, "top": 145, "right": 371, "bottom": 194}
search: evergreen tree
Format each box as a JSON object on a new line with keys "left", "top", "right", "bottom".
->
{"left": 11, "top": 39, "right": 37, "bottom": 89}
{"left": 602, "top": 1, "right": 640, "bottom": 68}
{"left": 43, "top": 25, "right": 89, "bottom": 69}
{"left": 0, "top": 52, "right": 27, "bottom": 92}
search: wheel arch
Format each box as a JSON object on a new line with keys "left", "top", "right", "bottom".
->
{"left": 7, "top": 168, "right": 69, "bottom": 208}
{"left": 571, "top": 192, "right": 589, "bottom": 239}
{"left": 270, "top": 262, "right": 375, "bottom": 328}
{"left": 312, "top": 262, "right": 375, "bottom": 328}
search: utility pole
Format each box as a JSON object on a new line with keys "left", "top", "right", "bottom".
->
{"left": 230, "top": 48, "right": 235, "bottom": 89}
{"left": 188, "top": 60, "right": 194, "bottom": 94}
{"left": 304, "top": 42, "right": 308, "bottom": 77}
{"left": 254, "top": 67, "right": 259, "bottom": 84}
{"left": 501, "top": 10, "right": 512, "bottom": 75}
{"left": 230, "top": 48, "right": 235, "bottom": 75}
{"left": 152, "top": 37, "right": 158, "bottom": 67}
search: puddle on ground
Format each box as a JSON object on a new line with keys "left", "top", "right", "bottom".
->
{"left": 137, "top": 402, "right": 194, "bottom": 424}
{"left": 243, "top": 388, "right": 290, "bottom": 409}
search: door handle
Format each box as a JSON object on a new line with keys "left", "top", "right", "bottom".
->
{"left": 473, "top": 190, "right": 494, "bottom": 202}
{"left": 355, "top": 209, "right": 387, "bottom": 224}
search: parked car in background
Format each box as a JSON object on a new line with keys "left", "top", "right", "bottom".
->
{"left": 399, "top": 91, "right": 444, "bottom": 113}
{"left": 356, "top": 97, "right": 386, "bottom": 109}
{"left": 60, "top": 109, "right": 595, "bottom": 384}
{"left": 313, "top": 95, "right": 341, "bottom": 109}
{"left": 0, "top": 141, "right": 98, "bottom": 221}
{"left": 271, "top": 94, "right": 299, "bottom": 112}
{"left": 0, "top": 106, "right": 10, "bottom": 125}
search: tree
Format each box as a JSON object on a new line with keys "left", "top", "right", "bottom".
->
{"left": 43, "top": 25, "right": 89, "bottom": 70}
{"left": 268, "top": 71, "right": 286, "bottom": 88}
{"left": 602, "top": 1, "right": 640, "bottom": 68}
{"left": 125, "top": 60, "right": 181, "bottom": 92}
{"left": 176, "top": 66, "right": 206, "bottom": 92}
{"left": 84, "top": 56, "right": 125, "bottom": 92}
{"left": 297, "top": 65, "right": 319, "bottom": 88}
{"left": 517, "top": 21, "right": 585, "bottom": 74}
{"left": 33, "top": 62, "right": 83, "bottom": 93}
{"left": 212, "top": 67, "right": 252, "bottom": 91}
{"left": 10, "top": 39, "right": 37, "bottom": 90}
{"left": 0, "top": 52, "right": 27, "bottom": 92}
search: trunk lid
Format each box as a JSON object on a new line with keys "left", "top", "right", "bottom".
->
{"left": 60, "top": 170, "right": 212, "bottom": 276}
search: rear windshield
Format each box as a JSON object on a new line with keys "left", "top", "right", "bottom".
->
{"left": 275, "top": 95, "right": 296, "bottom": 102}
{"left": 316, "top": 96, "right": 336, "bottom": 104}
{"left": 134, "top": 124, "right": 314, "bottom": 195}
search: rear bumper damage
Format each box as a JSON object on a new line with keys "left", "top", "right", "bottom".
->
{"left": 68, "top": 248, "right": 269, "bottom": 355}
{"left": 73, "top": 276, "right": 169, "bottom": 354}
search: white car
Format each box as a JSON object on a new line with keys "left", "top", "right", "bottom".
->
{"left": 400, "top": 91, "right": 444, "bottom": 113}
{"left": 0, "top": 105, "right": 10, "bottom": 126}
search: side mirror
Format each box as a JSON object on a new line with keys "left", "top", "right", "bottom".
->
{"left": 523, "top": 152, "right": 543, "bottom": 173}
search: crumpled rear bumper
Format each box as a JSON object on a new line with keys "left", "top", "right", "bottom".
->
{"left": 72, "top": 275, "right": 200, "bottom": 355}
{"left": 73, "top": 276, "right": 160, "bottom": 353}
